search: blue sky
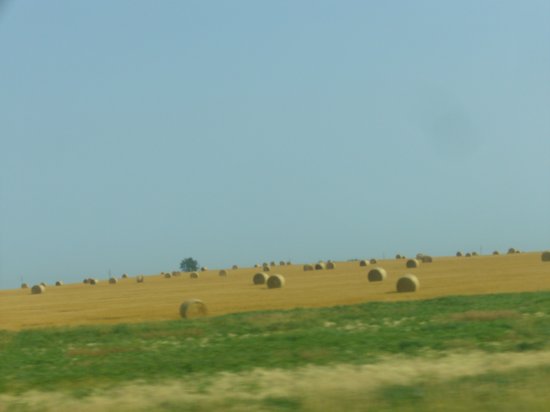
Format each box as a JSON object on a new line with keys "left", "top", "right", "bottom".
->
{"left": 1, "top": 1, "right": 549, "bottom": 289}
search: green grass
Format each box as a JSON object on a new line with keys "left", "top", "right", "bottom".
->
{"left": 1, "top": 291, "right": 549, "bottom": 395}
{"left": 370, "top": 365, "right": 550, "bottom": 412}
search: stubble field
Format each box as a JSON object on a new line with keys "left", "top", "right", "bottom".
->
{"left": 1, "top": 252, "right": 549, "bottom": 331}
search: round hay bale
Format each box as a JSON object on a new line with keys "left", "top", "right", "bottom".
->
{"left": 370, "top": 258, "right": 377, "bottom": 264}
{"left": 395, "top": 254, "right": 402, "bottom": 259}
{"left": 262, "top": 265, "right": 271, "bottom": 272}
{"left": 541, "top": 251, "right": 550, "bottom": 262}
{"left": 515, "top": 250, "right": 521, "bottom": 254}
{"left": 396, "top": 274, "right": 419, "bottom": 293}
{"left": 279, "top": 261, "right": 286, "bottom": 266}
{"left": 456, "top": 251, "right": 463, "bottom": 257}
{"left": 55, "top": 281, "right": 63, "bottom": 286}
{"left": 269, "top": 261, "right": 275, "bottom": 266}
{"left": 359, "top": 260, "right": 369, "bottom": 267}
{"left": 164, "top": 273, "right": 172, "bottom": 279}
{"left": 507, "top": 247, "right": 517, "bottom": 254}
{"left": 492, "top": 251, "right": 500, "bottom": 255}
{"left": 200, "top": 267, "right": 208, "bottom": 272}
{"left": 121, "top": 273, "right": 128, "bottom": 279}
{"left": 315, "top": 262, "right": 326, "bottom": 270}
{"left": 267, "top": 274, "right": 285, "bottom": 289}
{"left": 190, "top": 272, "right": 199, "bottom": 279}
{"left": 136, "top": 275, "right": 145, "bottom": 283}
{"left": 109, "top": 277, "right": 118, "bottom": 284}
{"left": 368, "top": 267, "right": 387, "bottom": 282}
{"left": 421, "top": 255, "right": 433, "bottom": 263}
{"left": 219, "top": 270, "right": 228, "bottom": 277}
{"left": 172, "top": 271, "right": 182, "bottom": 277}
{"left": 21, "top": 283, "right": 29, "bottom": 289}
{"left": 83, "top": 278, "right": 90, "bottom": 284}
{"left": 465, "top": 252, "right": 472, "bottom": 257}
{"left": 89, "top": 278, "right": 98, "bottom": 285}
{"left": 326, "top": 261, "right": 336, "bottom": 270}
{"left": 40, "top": 282, "right": 47, "bottom": 287}
{"left": 416, "top": 253, "right": 424, "bottom": 260}
{"left": 232, "top": 265, "right": 239, "bottom": 270}
{"left": 253, "top": 272, "right": 269, "bottom": 285}
{"left": 406, "top": 259, "right": 420, "bottom": 268}
{"left": 254, "top": 264, "right": 260, "bottom": 268}
{"left": 179, "top": 299, "right": 207, "bottom": 319}
{"left": 31, "top": 284, "right": 45, "bottom": 294}
{"left": 303, "top": 264, "right": 314, "bottom": 271}
{"left": 472, "top": 252, "right": 478, "bottom": 256}
{"left": 286, "top": 261, "right": 292, "bottom": 265}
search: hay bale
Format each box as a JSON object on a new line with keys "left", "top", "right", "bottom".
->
{"left": 164, "top": 273, "right": 172, "bottom": 279}
{"left": 303, "top": 264, "right": 314, "bottom": 271}
{"left": 456, "top": 251, "right": 463, "bottom": 257}
{"left": 315, "top": 262, "right": 326, "bottom": 270}
{"left": 370, "top": 258, "right": 377, "bottom": 264}
{"left": 326, "top": 261, "right": 336, "bottom": 270}
{"left": 136, "top": 275, "right": 145, "bottom": 283}
{"left": 270, "top": 261, "right": 276, "bottom": 267}
{"left": 492, "top": 251, "right": 500, "bottom": 255}
{"left": 286, "top": 261, "right": 292, "bottom": 265}
{"left": 472, "top": 252, "right": 478, "bottom": 256}
{"left": 109, "top": 277, "right": 118, "bottom": 284}
{"left": 416, "top": 253, "right": 424, "bottom": 260}
{"left": 406, "top": 259, "right": 420, "bottom": 268}
{"left": 83, "top": 278, "right": 90, "bottom": 284}
{"left": 31, "top": 284, "right": 45, "bottom": 294}
{"left": 421, "top": 255, "right": 433, "bottom": 263}
{"left": 279, "top": 261, "right": 286, "bottom": 266}
{"left": 172, "top": 271, "right": 182, "bottom": 277}
{"left": 21, "top": 283, "right": 29, "bottom": 289}
{"left": 254, "top": 264, "right": 260, "bottom": 268}
{"left": 359, "top": 260, "right": 369, "bottom": 267}
{"left": 507, "top": 247, "right": 517, "bottom": 254}
{"left": 200, "top": 267, "right": 208, "bottom": 272}
{"left": 190, "top": 272, "right": 199, "bottom": 279}
{"left": 262, "top": 265, "right": 271, "bottom": 272}
{"left": 396, "top": 274, "right": 419, "bottom": 293}
{"left": 121, "top": 273, "right": 128, "bottom": 279}
{"left": 219, "top": 270, "right": 228, "bottom": 277}
{"left": 232, "top": 265, "right": 239, "bottom": 270}
{"left": 89, "top": 278, "right": 98, "bottom": 285}
{"left": 395, "top": 254, "right": 402, "bottom": 259}
{"left": 368, "top": 267, "right": 387, "bottom": 282}
{"left": 179, "top": 299, "right": 207, "bottom": 319}
{"left": 267, "top": 274, "right": 285, "bottom": 289}
{"left": 40, "top": 282, "right": 47, "bottom": 287}
{"left": 253, "top": 272, "right": 269, "bottom": 285}
{"left": 541, "top": 251, "right": 550, "bottom": 262}
{"left": 55, "top": 281, "right": 63, "bottom": 286}
{"left": 465, "top": 252, "right": 472, "bottom": 257}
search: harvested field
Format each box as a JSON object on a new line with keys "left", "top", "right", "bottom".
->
{"left": 1, "top": 252, "right": 549, "bottom": 330}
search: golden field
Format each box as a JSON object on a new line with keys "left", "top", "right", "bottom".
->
{"left": 1, "top": 252, "right": 549, "bottom": 331}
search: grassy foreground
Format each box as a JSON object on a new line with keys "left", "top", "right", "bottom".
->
{"left": 1, "top": 291, "right": 550, "bottom": 411}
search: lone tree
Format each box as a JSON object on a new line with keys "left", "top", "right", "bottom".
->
{"left": 180, "top": 257, "right": 199, "bottom": 272}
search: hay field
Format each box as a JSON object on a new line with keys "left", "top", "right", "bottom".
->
{"left": 1, "top": 252, "right": 549, "bottom": 330}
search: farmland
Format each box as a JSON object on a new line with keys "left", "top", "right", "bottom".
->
{"left": 1, "top": 252, "right": 548, "bottom": 330}
{"left": 1, "top": 251, "right": 549, "bottom": 411}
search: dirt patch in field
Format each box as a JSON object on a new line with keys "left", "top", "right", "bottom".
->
{"left": 2, "top": 350, "right": 550, "bottom": 412}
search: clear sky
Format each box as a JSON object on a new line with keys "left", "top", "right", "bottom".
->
{"left": 1, "top": 1, "right": 549, "bottom": 289}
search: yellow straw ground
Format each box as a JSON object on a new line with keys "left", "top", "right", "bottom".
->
{"left": 1, "top": 252, "right": 548, "bottom": 330}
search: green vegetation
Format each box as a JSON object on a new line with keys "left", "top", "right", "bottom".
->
{"left": 179, "top": 257, "right": 199, "bottom": 272}
{"left": 1, "top": 291, "right": 550, "bottom": 411}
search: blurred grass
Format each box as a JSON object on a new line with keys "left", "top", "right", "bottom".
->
{"left": 1, "top": 291, "right": 549, "bottom": 394}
